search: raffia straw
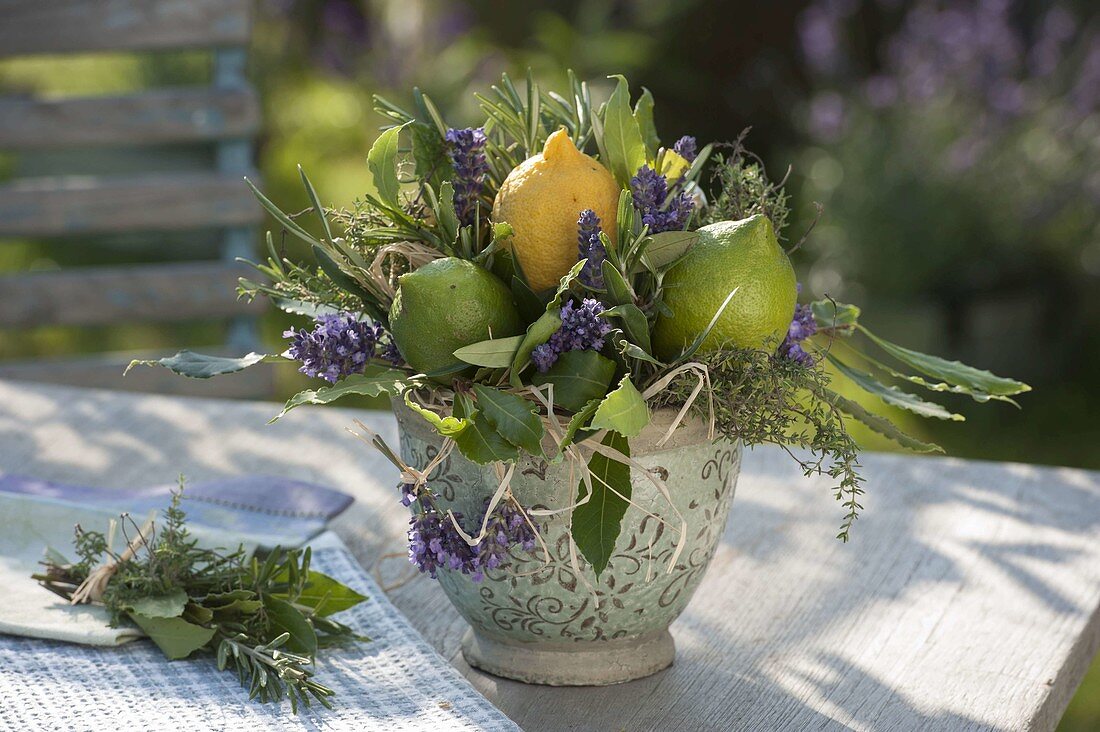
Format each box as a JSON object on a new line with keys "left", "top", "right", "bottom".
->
{"left": 445, "top": 462, "right": 515, "bottom": 547}
{"left": 367, "top": 241, "right": 443, "bottom": 300}
{"left": 348, "top": 418, "right": 554, "bottom": 572}
{"left": 641, "top": 361, "right": 716, "bottom": 447}
{"left": 70, "top": 513, "right": 156, "bottom": 605}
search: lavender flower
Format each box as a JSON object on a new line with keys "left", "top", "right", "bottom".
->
{"left": 407, "top": 498, "right": 537, "bottom": 582}
{"left": 445, "top": 127, "right": 489, "bottom": 226}
{"left": 532, "top": 297, "right": 613, "bottom": 372}
{"left": 778, "top": 297, "right": 818, "bottom": 367}
{"left": 577, "top": 209, "right": 605, "bottom": 288}
{"left": 283, "top": 313, "right": 397, "bottom": 383}
{"left": 672, "top": 135, "right": 698, "bottom": 163}
{"left": 630, "top": 165, "right": 694, "bottom": 234}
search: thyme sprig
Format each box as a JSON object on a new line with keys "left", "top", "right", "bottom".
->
{"left": 654, "top": 346, "right": 864, "bottom": 540}
{"left": 33, "top": 482, "right": 369, "bottom": 712}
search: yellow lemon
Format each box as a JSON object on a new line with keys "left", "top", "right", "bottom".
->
{"left": 492, "top": 129, "right": 621, "bottom": 292}
{"left": 653, "top": 214, "right": 797, "bottom": 360}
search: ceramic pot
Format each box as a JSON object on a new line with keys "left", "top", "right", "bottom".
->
{"left": 394, "top": 401, "right": 741, "bottom": 686}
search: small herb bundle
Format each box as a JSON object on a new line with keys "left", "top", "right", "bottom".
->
{"left": 33, "top": 484, "right": 369, "bottom": 712}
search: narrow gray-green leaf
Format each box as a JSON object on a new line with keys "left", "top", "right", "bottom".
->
{"left": 828, "top": 354, "right": 963, "bottom": 421}
{"left": 601, "top": 261, "right": 634, "bottom": 307}
{"left": 454, "top": 335, "right": 525, "bottom": 368}
{"left": 636, "top": 230, "right": 699, "bottom": 273}
{"left": 473, "top": 384, "right": 545, "bottom": 456}
{"left": 272, "top": 370, "right": 408, "bottom": 421}
{"left": 129, "top": 613, "right": 215, "bottom": 660}
{"left": 547, "top": 259, "right": 587, "bottom": 309}
{"left": 126, "top": 351, "right": 278, "bottom": 379}
{"left": 827, "top": 391, "right": 944, "bottom": 453}
{"left": 572, "top": 430, "right": 632, "bottom": 576}
{"left": 859, "top": 326, "right": 1030, "bottom": 399}
{"left": 244, "top": 177, "right": 321, "bottom": 247}
{"left": 590, "top": 375, "right": 650, "bottom": 438}
{"left": 601, "top": 303, "right": 652, "bottom": 355}
{"left": 297, "top": 165, "right": 334, "bottom": 243}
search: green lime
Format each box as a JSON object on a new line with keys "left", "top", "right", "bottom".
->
{"left": 389, "top": 257, "right": 524, "bottom": 379}
{"left": 653, "top": 214, "right": 797, "bottom": 360}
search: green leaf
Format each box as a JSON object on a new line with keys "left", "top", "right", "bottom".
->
{"left": 601, "top": 75, "right": 647, "bottom": 187}
{"left": 827, "top": 354, "right": 964, "bottom": 421}
{"left": 572, "top": 430, "right": 632, "bottom": 576}
{"left": 560, "top": 398, "right": 602, "bottom": 450}
{"left": 859, "top": 326, "right": 1030, "bottom": 400}
{"left": 547, "top": 259, "right": 586, "bottom": 309}
{"left": 633, "top": 87, "right": 659, "bottom": 158}
{"left": 473, "top": 384, "right": 545, "bottom": 456}
{"left": 127, "top": 589, "right": 187, "bottom": 619}
{"left": 531, "top": 350, "right": 617, "bottom": 413}
{"left": 510, "top": 309, "right": 563, "bottom": 384}
{"left": 826, "top": 391, "right": 944, "bottom": 453}
{"left": 182, "top": 602, "right": 214, "bottom": 625}
{"left": 451, "top": 408, "right": 520, "bottom": 464}
{"left": 272, "top": 370, "right": 408, "bottom": 421}
{"left": 590, "top": 376, "right": 650, "bottom": 438}
{"left": 511, "top": 275, "right": 544, "bottom": 323}
{"left": 275, "top": 569, "right": 367, "bottom": 617}
{"left": 262, "top": 594, "right": 318, "bottom": 656}
{"left": 454, "top": 335, "right": 525, "bottom": 368}
{"left": 209, "top": 598, "right": 264, "bottom": 619}
{"left": 367, "top": 121, "right": 410, "bottom": 209}
{"left": 129, "top": 613, "right": 215, "bottom": 660}
{"left": 600, "top": 261, "right": 634, "bottom": 307}
{"left": 600, "top": 303, "right": 652, "bottom": 355}
{"left": 125, "top": 350, "right": 277, "bottom": 379}
{"left": 811, "top": 299, "right": 861, "bottom": 332}
{"left": 618, "top": 338, "right": 663, "bottom": 366}
{"left": 637, "top": 230, "right": 699, "bottom": 273}
{"left": 403, "top": 391, "right": 470, "bottom": 437}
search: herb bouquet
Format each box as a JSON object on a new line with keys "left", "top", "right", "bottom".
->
{"left": 137, "top": 72, "right": 1029, "bottom": 685}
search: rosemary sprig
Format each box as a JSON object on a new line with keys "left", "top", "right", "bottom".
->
{"left": 32, "top": 481, "right": 369, "bottom": 712}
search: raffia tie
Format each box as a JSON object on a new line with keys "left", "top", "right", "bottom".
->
{"left": 70, "top": 514, "right": 155, "bottom": 605}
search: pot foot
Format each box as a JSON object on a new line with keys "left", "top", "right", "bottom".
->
{"left": 460, "top": 627, "right": 675, "bottom": 686}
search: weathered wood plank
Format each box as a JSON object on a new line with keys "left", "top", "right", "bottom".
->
{"left": 0, "top": 0, "right": 251, "bottom": 58}
{"left": 0, "top": 261, "right": 260, "bottom": 328}
{"left": 0, "top": 172, "right": 262, "bottom": 237}
{"left": 0, "top": 354, "right": 273, "bottom": 398}
{"left": 0, "top": 381, "right": 1097, "bottom": 731}
{"left": 0, "top": 88, "right": 261, "bottom": 150}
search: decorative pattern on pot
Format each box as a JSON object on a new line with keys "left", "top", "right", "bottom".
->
{"left": 396, "top": 402, "right": 741, "bottom": 659}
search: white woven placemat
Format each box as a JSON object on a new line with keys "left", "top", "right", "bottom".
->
{"left": 0, "top": 542, "right": 520, "bottom": 732}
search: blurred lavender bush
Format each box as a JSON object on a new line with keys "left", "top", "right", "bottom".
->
{"left": 793, "top": 0, "right": 1100, "bottom": 375}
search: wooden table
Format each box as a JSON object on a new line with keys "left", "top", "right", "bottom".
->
{"left": 2, "top": 378, "right": 1098, "bottom": 731}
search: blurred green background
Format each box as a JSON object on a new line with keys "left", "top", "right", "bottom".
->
{"left": 0, "top": 0, "right": 1097, "bottom": 726}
